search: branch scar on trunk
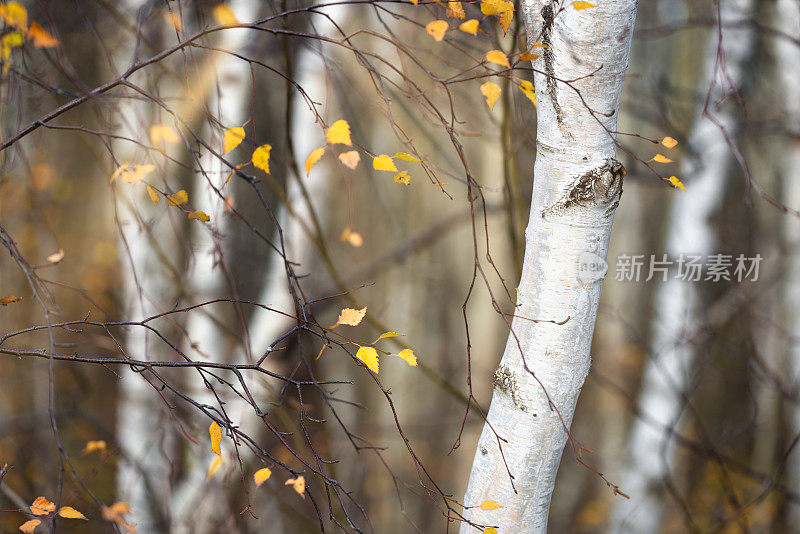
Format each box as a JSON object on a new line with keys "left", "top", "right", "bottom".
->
{"left": 541, "top": 158, "right": 625, "bottom": 218}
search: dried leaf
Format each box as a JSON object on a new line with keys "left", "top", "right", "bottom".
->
{"left": 223, "top": 126, "right": 245, "bottom": 154}
{"left": 212, "top": 4, "right": 238, "bottom": 25}
{"left": 373, "top": 154, "right": 397, "bottom": 172}
{"left": 30, "top": 497, "right": 56, "bottom": 516}
{"left": 251, "top": 144, "right": 272, "bottom": 174}
{"left": 46, "top": 249, "right": 64, "bottom": 264}
{"left": 305, "top": 147, "right": 325, "bottom": 175}
{"left": 209, "top": 421, "right": 222, "bottom": 456}
{"left": 149, "top": 124, "right": 180, "bottom": 145}
{"left": 285, "top": 476, "right": 306, "bottom": 498}
{"left": 479, "top": 500, "right": 503, "bottom": 511}
{"left": 486, "top": 49, "right": 510, "bottom": 68}
{"left": 572, "top": 0, "right": 596, "bottom": 9}
{"left": 480, "top": 81, "right": 501, "bottom": 110}
{"left": 167, "top": 189, "right": 188, "bottom": 206}
{"left": 459, "top": 19, "right": 479, "bottom": 35}
{"left": 81, "top": 440, "right": 107, "bottom": 454}
{"left": 447, "top": 1, "right": 465, "bottom": 19}
{"left": 0, "top": 295, "right": 21, "bottom": 305}
{"left": 336, "top": 307, "right": 367, "bottom": 327}
{"left": 206, "top": 455, "right": 222, "bottom": 479}
{"left": 661, "top": 136, "right": 678, "bottom": 149}
{"left": 651, "top": 154, "right": 672, "bottom": 163}
{"left": 397, "top": 348, "right": 417, "bottom": 367}
{"left": 28, "top": 22, "right": 58, "bottom": 48}
{"left": 254, "top": 467, "right": 272, "bottom": 487}
{"left": 425, "top": 20, "right": 448, "bottom": 42}
{"left": 668, "top": 176, "right": 686, "bottom": 191}
{"left": 356, "top": 346, "right": 380, "bottom": 373}
{"left": 518, "top": 80, "right": 537, "bottom": 106}
{"left": 18, "top": 520, "right": 40, "bottom": 534}
{"left": 188, "top": 211, "right": 210, "bottom": 222}
{"left": 325, "top": 120, "right": 352, "bottom": 146}
{"left": 58, "top": 506, "right": 87, "bottom": 520}
{"left": 393, "top": 152, "right": 421, "bottom": 162}
{"left": 393, "top": 170, "right": 411, "bottom": 185}
{"left": 338, "top": 150, "right": 360, "bottom": 169}
{"left": 146, "top": 185, "right": 160, "bottom": 205}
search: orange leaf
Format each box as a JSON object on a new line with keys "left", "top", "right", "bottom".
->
{"left": 459, "top": 19, "right": 479, "bottom": 36}
{"left": 27, "top": 22, "right": 58, "bottom": 48}
{"left": 480, "top": 0, "right": 514, "bottom": 16}
{"left": 340, "top": 227, "right": 363, "bottom": 247}
{"left": 0, "top": 2, "right": 27, "bottom": 31}
{"left": 651, "top": 154, "right": 672, "bottom": 163}
{"left": 338, "top": 151, "right": 360, "bottom": 169}
{"left": 146, "top": 185, "right": 160, "bottom": 205}
{"left": 254, "top": 467, "right": 272, "bottom": 487}
{"left": 285, "top": 476, "right": 306, "bottom": 498}
{"left": 206, "top": 455, "right": 222, "bottom": 479}
{"left": 479, "top": 499, "right": 503, "bottom": 511}
{"left": 188, "top": 210, "right": 210, "bottom": 222}
{"left": 486, "top": 49, "right": 510, "bottom": 68}
{"left": 661, "top": 136, "right": 678, "bottom": 149}
{"left": 30, "top": 496, "right": 56, "bottom": 516}
{"left": 305, "top": 147, "right": 325, "bottom": 175}
{"left": 572, "top": 0, "right": 596, "bottom": 9}
{"left": 0, "top": 295, "right": 21, "bottom": 305}
{"left": 149, "top": 124, "right": 180, "bottom": 145}
{"left": 480, "top": 81, "right": 501, "bottom": 110}
{"left": 212, "top": 4, "right": 238, "bottom": 25}
{"left": 335, "top": 307, "right": 367, "bottom": 327}
{"left": 18, "top": 519, "right": 40, "bottom": 534}
{"left": 47, "top": 249, "right": 64, "bottom": 264}
{"left": 81, "top": 440, "right": 107, "bottom": 454}
{"left": 209, "top": 421, "right": 222, "bottom": 455}
{"left": 425, "top": 20, "right": 448, "bottom": 42}
{"left": 447, "top": 1, "right": 466, "bottom": 19}
{"left": 519, "top": 52, "right": 539, "bottom": 61}
{"left": 58, "top": 506, "right": 87, "bottom": 520}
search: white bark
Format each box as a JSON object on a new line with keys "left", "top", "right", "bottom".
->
{"left": 610, "top": 0, "right": 754, "bottom": 531}
{"left": 460, "top": 1, "right": 637, "bottom": 532}
{"left": 775, "top": 0, "right": 800, "bottom": 525}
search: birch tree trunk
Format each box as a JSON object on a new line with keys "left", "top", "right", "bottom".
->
{"left": 610, "top": 0, "right": 754, "bottom": 530}
{"left": 460, "top": 1, "right": 637, "bottom": 531}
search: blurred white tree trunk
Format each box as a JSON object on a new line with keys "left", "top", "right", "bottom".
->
{"left": 460, "top": 1, "right": 636, "bottom": 531}
{"left": 776, "top": 0, "right": 800, "bottom": 525}
{"left": 610, "top": 0, "right": 754, "bottom": 531}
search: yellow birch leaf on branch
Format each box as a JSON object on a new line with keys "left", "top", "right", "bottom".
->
{"left": 375, "top": 332, "right": 404, "bottom": 342}
{"left": 481, "top": 0, "right": 513, "bottom": 16}
{"left": 0, "top": 2, "right": 27, "bottom": 31}
{"left": 30, "top": 497, "right": 56, "bottom": 516}
{"left": 426, "top": 20, "right": 448, "bottom": 42}
{"left": 167, "top": 189, "right": 188, "bottom": 206}
{"left": 326, "top": 120, "right": 352, "bottom": 145}
{"left": 661, "top": 136, "right": 679, "bottom": 149}
{"left": 480, "top": 81, "right": 501, "bottom": 110}
{"left": 373, "top": 154, "right": 397, "bottom": 172}
{"left": 335, "top": 307, "right": 367, "bottom": 327}
{"left": 206, "top": 455, "right": 222, "bottom": 479}
{"left": 397, "top": 348, "right": 417, "bottom": 367}
{"left": 188, "top": 211, "right": 210, "bottom": 222}
{"left": 28, "top": 23, "right": 58, "bottom": 48}
{"left": 520, "top": 52, "right": 539, "bottom": 61}
{"left": 251, "top": 144, "right": 272, "bottom": 174}
{"left": 47, "top": 249, "right": 65, "bottom": 264}
{"left": 111, "top": 163, "right": 155, "bottom": 185}
{"left": 212, "top": 4, "right": 238, "bottom": 25}
{"left": 18, "top": 520, "right": 40, "bottom": 534}
{"left": 479, "top": 500, "right": 503, "bottom": 511}
{"left": 254, "top": 468, "right": 272, "bottom": 487}
{"left": 209, "top": 421, "right": 222, "bottom": 455}
{"left": 285, "top": 476, "right": 306, "bottom": 498}
{"left": 356, "top": 346, "right": 380, "bottom": 373}
{"left": 668, "top": 176, "right": 686, "bottom": 191}
{"left": 518, "top": 80, "right": 537, "bottom": 106}
{"left": 146, "top": 185, "right": 160, "bottom": 205}
{"left": 483, "top": 528, "right": 498, "bottom": 534}
{"left": 340, "top": 227, "right": 363, "bottom": 247}
{"left": 447, "top": 1, "right": 466, "bottom": 19}
{"left": 81, "top": 440, "right": 107, "bottom": 454}
{"left": 394, "top": 170, "right": 411, "bottom": 185}
{"left": 338, "top": 150, "right": 360, "bottom": 169}
{"left": 651, "top": 154, "right": 672, "bottom": 163}
{"left": 223, "top": 126, "right": 245, "bottom": 154}
{"left": 459, "top": 19, "right": 479, "bottom": 35}
{"left": 58, "top": 506, "right": 87, "bottom": 520}
{"left": 149, "top": 124, "right": 180, "bottom": 145}
{"left": 499, "top": 10, "right": 513, "bottom": 34}
{"left": 572, "top": 0, "right": 596, "bottom": 9}
{"left": 394, "top": 152, "right": 421, "bottom": 162}
{"left": 305, "top": 147, "right": 325, "bottom": 175}
{"left": 486, "top": 49, "right": 510, "bottom": 68}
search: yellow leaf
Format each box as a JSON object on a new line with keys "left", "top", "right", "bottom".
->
{"left": 209, "top": 421, "right": 222, "bottom": 455}
{"left": 394, "top": 152, "right": 421, "bottom": 162}
{"left": 483, "top": 528, "right": 498, "bottom": 534}
{"left": 206, "top": 455, "right": 222, "bottom": 479}
{"left": 223, "top": 126, "right": 245, "bottom": 154}
{"left": 651, "top": 154, "right": 672, "bottom": 163}
{"left": 518, "top": 80, "right": 537, "bottom": 106}
{"left": 338, "top": 150, "right": 360, "bottom": 169}
{"left": 81, "top": 440, "right": 107, "bottom": 454}
{"left": 58, "top": 506, "right": 87, "bottom": 520}
{"left": 486, "top": 49, "right": 510, "bottom": 68}
{"left": 397, "top": 348, "right": 417, "bottom": 367}
{"left": 30, "top": 497, "right": 56, "bottom": 516}
{"left": 375, "top": 332, "right": 403, "bottom": 342}
{"left": 393, "top": 170, "right": 411, "bottom": 185}
{"left": 426, "top": 20, "right": 448, "bottom": 42}
{"left": 480, "top": 81, "right": 501, "bottom": 110}
{"left": 111, "top": 163, "right": 155, "bottom": 185}
{"left": 254, "top": 467, "right": 272, "bottom": 487}
{"left": 18, "top": 520, "right": 40, "bottom": 534}
{"left": 285, "top": 476, "right": 306, "bottom": 498}
{"left": 336, "top": 307, "right": 367, "bottom": 327}
{"left": 340, "top": 227, "right": 363, "bottom": 247}
{"left": 146, "top": 185, "right": 160, "bottom": 205}
{"left": 149, "top": 124, "right": 180, "bottom": 145}
{"left": 212, "top": 4, "right": 238, "bottom": 25}
{"left": 480, "top": 500, "right": 503, "bottom": 511}
{"left": 325, "top": 120, "right": 352, "bottom": 146}
{"left": 165, "top": 12, "right": 183, "bottom": 31}
{"left": 481, "top": 0, "right": 514, "bottom": 16}
{"left": 373, "top": 154, "right": 397, "bottom": 172}
{"left": 661, "top": 136, "right": 678, "bottom": 149}
{"left": 459, "top": 19, "right": 479, "bottom": 36}
{"left": 305, "top": 147, "right": 325, "bottom": 175}
{"left": 447, "top": 1, "right": 465, "bottom": 19}
{"left": 531, "top": 41, "right": 551, "bottom": 49}
{"left": 47, "top": 249, "right": 65, "bottom": 264}
{"left": 0, "top": 2, "right": 27, "bottom": 31}
{"left": 252, "top": 144, "right": 272, "bottom": 174}
{"left": 356, "top": 346, "right": 380, "bottom": 373}
{"left": 188, "top": 210, "right": 210, "bottom": 222}
{"left": 520, "top": 52, "right": 539, "bottom": 61}
{"left": 499, "top": 10, "right": 513, "bottom": 34}
{"left": 572, "top": 0, "right": 596, "bottom": 9}
{"left": 668, "top": 176, "right": 686, "bottom": 191}
{"left": 27, "top": 22, "right": 58, "bottom": 48}
{"left": 167, "top": 189, "right": 188, "bottom": 206}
